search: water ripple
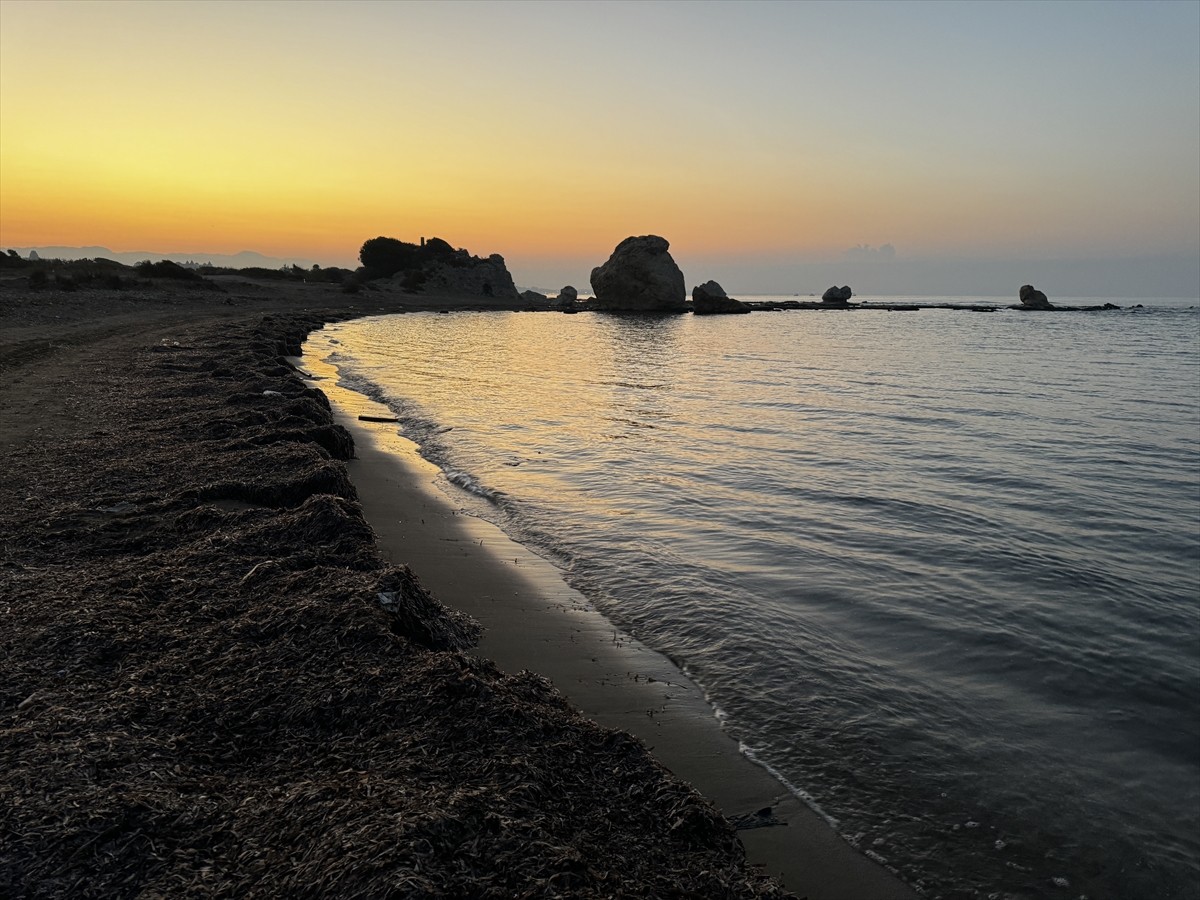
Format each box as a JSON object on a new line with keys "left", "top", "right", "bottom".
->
{"left": 312, "top": 302, "right": 1200, "bottom": 899}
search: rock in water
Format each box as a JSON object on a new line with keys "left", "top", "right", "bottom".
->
{"left": 694, "top": 280, "right": 727, "bottom": 300}
{"left": 821, "top": 285, "right": 853, "bottom": 305}
{"left": 692, "top": 280, "right": 750, "bottom": 315}
{"left": 520, "top": 289, "right": 548, "bottom": 304}
{"left": 590, "top": 235, "right": 687, "bottom": 312}
{"left": 1019, "top": 284, "right": 1053, "bottom": 310}
{"left": 555, "top": 285, "right": 578, "bottom": 307}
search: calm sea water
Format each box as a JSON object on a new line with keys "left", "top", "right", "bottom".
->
{"left": 309, "top": 297, "right": 1200, "bottom": 899}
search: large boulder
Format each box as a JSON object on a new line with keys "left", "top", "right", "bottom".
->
{"left": 1019, "top": 284, "right": 1053, "bottom": 310}
{"left": 520, "top": 289, "right": 548, "bottom": 304}
{"left": 821, "top": 285, "right": 853, "bottom": 305}
{"left": 590, "top": 235, "right": 687, "bottom": 312}
{"left": 692, "top": 280, "right": 750, "bottom": 315}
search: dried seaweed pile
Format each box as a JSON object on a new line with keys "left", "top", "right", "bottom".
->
{"left": 0, "top": 311, "right": 790, "bottom": 898}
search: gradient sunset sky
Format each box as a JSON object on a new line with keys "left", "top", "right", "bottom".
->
{"left": 2, "top": 0, "right": 1198, "bottom": 294}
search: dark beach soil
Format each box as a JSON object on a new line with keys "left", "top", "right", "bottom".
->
{"left": 0, "top": 281, "right": 790, "bottom": 898}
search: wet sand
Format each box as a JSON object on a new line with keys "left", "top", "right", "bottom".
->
{"left": 302, "top": 327, "right": 917, "bottom": 900}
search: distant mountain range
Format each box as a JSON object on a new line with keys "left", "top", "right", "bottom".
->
{"left": 4, "top": 246, "right": 326, "bottom": 269}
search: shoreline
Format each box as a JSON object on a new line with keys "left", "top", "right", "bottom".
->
{"left": 301, "top": 322, "right": 917, "bottom": 900}
{"left": 0, "top": 278, "right": 911, "bottom": 897}
{"left": 1, "top": 283, "right": 789, "bottom": 896}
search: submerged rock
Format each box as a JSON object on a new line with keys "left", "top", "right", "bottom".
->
{"left": 590, "top": 235, "right": 687, "bottom": 312}
{"left": 1019, "top": 284, "right": 1053, "bottom": 310}
{"left": 692, "top": 281, "right": 750, "bottom": 315}
{"left": 821, "top": 285, "right": 853, "bottom": 305}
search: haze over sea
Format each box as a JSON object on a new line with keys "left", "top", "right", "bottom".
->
{"left": 309, "top": 297, "right": 1200, "bottom": 899}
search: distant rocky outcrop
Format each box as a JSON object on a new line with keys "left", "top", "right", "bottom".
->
{"left": 821, "top": 285, "right": 853, "bottom": 305}
{"left": 420, "top": 253, "right": 520, "bottom": 301}
{"left": 520, "top": 289, "right": 548, "bottom": 304}
{"left": 692, "top": 281, "right": 750, "bottom": 315}
{"left": 555, "top": 286, "right": 578, "bottom": 308}
{"left": 590, "top": 236, "right": 687, "bottom": 312}
{"left": 363, "top": 236, "right": 519, "bottom": 300}
{"left": 1018, "top": 284, "right": 1053, "bottom": 310}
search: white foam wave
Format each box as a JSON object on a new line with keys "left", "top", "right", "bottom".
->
{"left": 680, "top": 662, "right": 842, "bottom": 831}
{"left": 737, "top": 742, "right": 841, "bottom": 831}
{"left": 446, "top": 470, "right": 504, "bottom": 504}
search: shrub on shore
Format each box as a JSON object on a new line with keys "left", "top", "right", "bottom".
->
{"left": 134, "top": 260, "right": 226, "bottom": 291}
{"left": 1, "top": 249, "right": 30, "bottom": 269}
{"left": 11, "top": 257, "right": 134, "bottom": 290}
{"left": 306, "top": 265, "right": 353, "bottom": 284}
{"left": 135, "top": 259, "right": 204, "bottom": 281}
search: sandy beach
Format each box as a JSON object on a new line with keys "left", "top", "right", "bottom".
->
{"left": 1, "top": 274, "right": 913, "bottom": 898}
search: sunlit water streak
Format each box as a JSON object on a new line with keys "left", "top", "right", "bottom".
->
{"left": 310, "top": 298, "right": 1200, "bottom": 899}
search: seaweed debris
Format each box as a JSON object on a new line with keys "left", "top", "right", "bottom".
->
{"left": 0, "top": 310, "right": 790, "bottom": 897}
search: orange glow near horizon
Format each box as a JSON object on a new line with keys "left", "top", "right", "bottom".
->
{"left": 1, "top": 0, "right": 1197, "bottom": 284}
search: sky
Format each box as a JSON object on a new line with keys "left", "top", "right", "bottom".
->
{"left": 1, "top": 0, "right": 1198, "bottom": 296}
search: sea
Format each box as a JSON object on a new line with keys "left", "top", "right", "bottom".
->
{"left": 307, "top": 296, "right": 1200, "bottom": 900}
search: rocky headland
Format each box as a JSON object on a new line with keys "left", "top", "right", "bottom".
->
{"left": 356, "top": 236, "right": 520, "bottom": 302}
{"left": 417, "top": 251, "right": 520, "bottom": 301}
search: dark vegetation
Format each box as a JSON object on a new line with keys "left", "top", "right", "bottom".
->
{"left": 357, "top": 235, "right": 469, "bottom": 290}
{"left": 2, "top": 254, "right": 138, "bottom": 291}
{"left": 199, "top": 264, "right": 353, "bottom": 284}
{"left": 135, "top": 259, "right": 205, "bottom": 281}
{"left": 1, "top": 237, "right": 481, "bottom": 294}
{"left": 0, "top": 252, "right": 353, "bottom": 291}
{"left": 4, "top": 236, "right": 523, "bottom": 303}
